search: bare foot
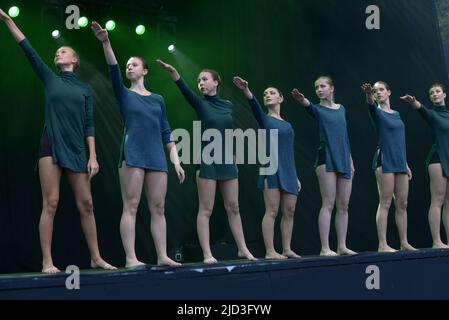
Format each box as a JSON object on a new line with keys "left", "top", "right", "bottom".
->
{"left": 238, "top": 251, "right": 258, "bottom": 261}
{"left": 204, "top": 256, "right": 218, "bottom": 264}
{"left": 42, "top": 265, "right": 61, "bottom": 274}
{"left": 91, "top": 258, "right": 117, "bottom": 270}
{"left": 282, "top": 250, "right": 302, "bottom": 259}
{"left": 125, "top": 259, "right": 146, "bottom": 268}
{"left": 338, "top": 247, "right": 357, "bottom": 255}
{"left": 378, "top": 245, "right": 398, "bottom": 253}
{"left": 320, "top": 249, "right": 338, "bottom": 256}
{"left": 433, "top": 242, "right": 449, "bottom": 249}
{"left": 265, "top": 251, "right": 288, "bottom": 260}
{"left": 400, "top": 243, "right": 418, "bottom": 251}
{"left": 158, "top": 256, "right": 182, "bottom": 267}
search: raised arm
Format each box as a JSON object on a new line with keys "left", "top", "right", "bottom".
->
{"left": 400, "top": 95, "right": 422, "bottom": 110}
{"left": 233, "top": 76, "right": 253, "bottom": 99}
{"left": 91, "top": 21, "right": 127, "bottom": 104}
{"left": 0, "top": 8, "right": 25, "bottom": 42}
{"left": 291, "top": 89, "right": 311, "bottom": 106}
{"left": 233, "top": 76, "right": 267, "bottom": 126}
{"left": 361, "top": 83, "right": 375, "bottom": 105}
{"left": 156, "top": 59, "right": 180, "bottom": 81}
{"left": 91, "top": 21, "right": 117, "bottom": 65}
{"left": 292, "top": 88, "right": 317, "bottom": 118}
{"left": 1, "top": 8, "right": 54, "bottom": 84}
{"left": 361, "top": 83, "right": 379, "bottom": 122}
{"left": 157, "top": 59, "right": 203, "bottom": 110}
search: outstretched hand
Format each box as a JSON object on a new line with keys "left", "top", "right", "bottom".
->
{"left": 361, "top": 83, "right": 373, "bottom": 94}
{"left": 291, "top": 89, "right": 310, "bottom": 106}
{"left": 156, "top": 59, "right": 176, "bottom": 72}
{"left": 400, "top": 95, "right": 416, "bottom": 104}
{"left": 91, "top": 21, "right": 109, "bottom": 42}
{"left": 0, "top": 8, "right": 10, "bottom": 21}
{"left": 233, "top": 76, "right": 249, "bottom": 90}
{"left": 156, "top": 59, "right": 180, "bottom": 81}
{"left": 400, "top": 95, "right": 421, "bottom": 109}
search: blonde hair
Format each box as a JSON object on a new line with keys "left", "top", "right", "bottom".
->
{"left": 315, "top": 76, "right": 335, "bottom": 100}
{"left": 56, "top": 47, "right": 80, "bottom": 72}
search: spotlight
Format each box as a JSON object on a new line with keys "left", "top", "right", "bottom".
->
{"left": 168, "top": 44, "right": 176, "bottom": 53}
{"left": 51, "top": 30, "right": 60, "bottom": 39}
{"left": 105, "top": 20, "right": 116, "bottom": 31}
{"left": 8, "top": 6, "right": 20, "bottom": 18}
{"left": 78, "top": 16, "right": 88, "bottom": 28}
{"left": 135, "top": 25, "right": 145, "bottom": 35}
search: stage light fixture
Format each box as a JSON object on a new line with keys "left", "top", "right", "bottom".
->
{"left": 105, "top": 20, "right": 116, "bottom": 31}
{"left": 8, "top": 6, "right": 20, "bottom": 18}
{"left": 136, "top": 25, "right": 145, "bottom": 35}
{"left": 78, "top": 17, "right": 88, "bottom": 28}
{"left": 52, "top": 30, "right": 60, "bottom": 39}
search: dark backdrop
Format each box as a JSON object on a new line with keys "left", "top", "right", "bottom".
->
{"left": 0, "top": 0, "right": 447, "bottom": 272}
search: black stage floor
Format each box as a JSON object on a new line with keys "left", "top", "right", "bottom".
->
{"left": 1, "top": 248, "right": 449, "bottom": 299}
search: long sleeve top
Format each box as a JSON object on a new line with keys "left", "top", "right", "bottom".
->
{"left": 20, "top": 39, "right": 94, "bottom": 173}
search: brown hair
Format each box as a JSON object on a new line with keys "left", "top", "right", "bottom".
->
{"left": 265, "top": 87, "right": 283, "bottom": 98}
{"left": 315, "top": 76, "right": 335, "bottom": 100}
{"left": 200, "top": 69, "right": 221, "bottom": 87}
{"left": 374, "top": 81, "right": 390, "bottom": 91}
{"left": 72, "top": 48, "right": 80, "bottom": 72}
{"left": 56, "top": 47, "right": 80, "bottom": 72}
{"left": 429, "top": 83, "right": 446, "bottom": 94}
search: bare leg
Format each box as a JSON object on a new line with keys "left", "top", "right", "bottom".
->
{"left": 335, "top": 175, "right": 356, "bottom": 255}
{"left": 261, "top": 187, "right": 285, "bottom": 259}
{"left": 143, "top": 170, "right": 181, "bottom": 267}
{"left": 38, "top": 157, "right": 62, "bottom": 274}
{"left": 196, "top": 172, "right": 218, "bottom": 264}
{"left": 393, "top": 173, "right": 416, "bottom": 251}
{"left": 375, "top": 168, "right": 396, "bottom": 252}
{"left": 428, "top": 164, "right": 449, "bottom": 248}
{"left": 443, "top": 180, "right": 449, "bottom": 245}
{"left": 219, "top": 178, "right": 257, "bottom": 261}
{"left": 316, "top": 165, "right": 338, "bottom": 256}
{"left": 66, "top": 171, "right": 116, "bottom": 270}
{"left": 119, "top": 164, "right": 146, "bottom": 267}
{"left": 280, "top": 192, "right": 300, "bottom": 258}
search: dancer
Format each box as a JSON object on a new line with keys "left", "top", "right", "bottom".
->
{"left": 361, "top": 82, "right": 416, "bottom": 252}
{"left": 401, "top": 84, "right": 449, "bottom": 248}
{"left": 292, "top": 76, "right": 356, "bottom": 256}
{"left": 91, "top": 22, "right": 184, "bottom": 267}
{"left": 0, "top": 9, "right": 115, "bottom": 273}
{"left": 157, "top": 60, "right": 256, "bottom": 264}
{"left": 233, "top": 76, "right": 301, "bottom": 259}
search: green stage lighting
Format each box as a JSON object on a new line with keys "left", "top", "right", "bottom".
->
{"left": 52, "top": 30, "right": 60, "bottom": 39}
{"left": 135, "top": 25, "right": 145, "bottom": 35}
{"left": 8, "top": 6, "right": 20, "bottom": 18}
{"left": 78, "top": 17, "right": 88, "bottom": 28}
{"left": 105, "top": 20, "right": 116, "bottom": 31}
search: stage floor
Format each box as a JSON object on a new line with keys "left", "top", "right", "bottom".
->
{"left": 1, "top": 248, "right": 449, "bottom": 299}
